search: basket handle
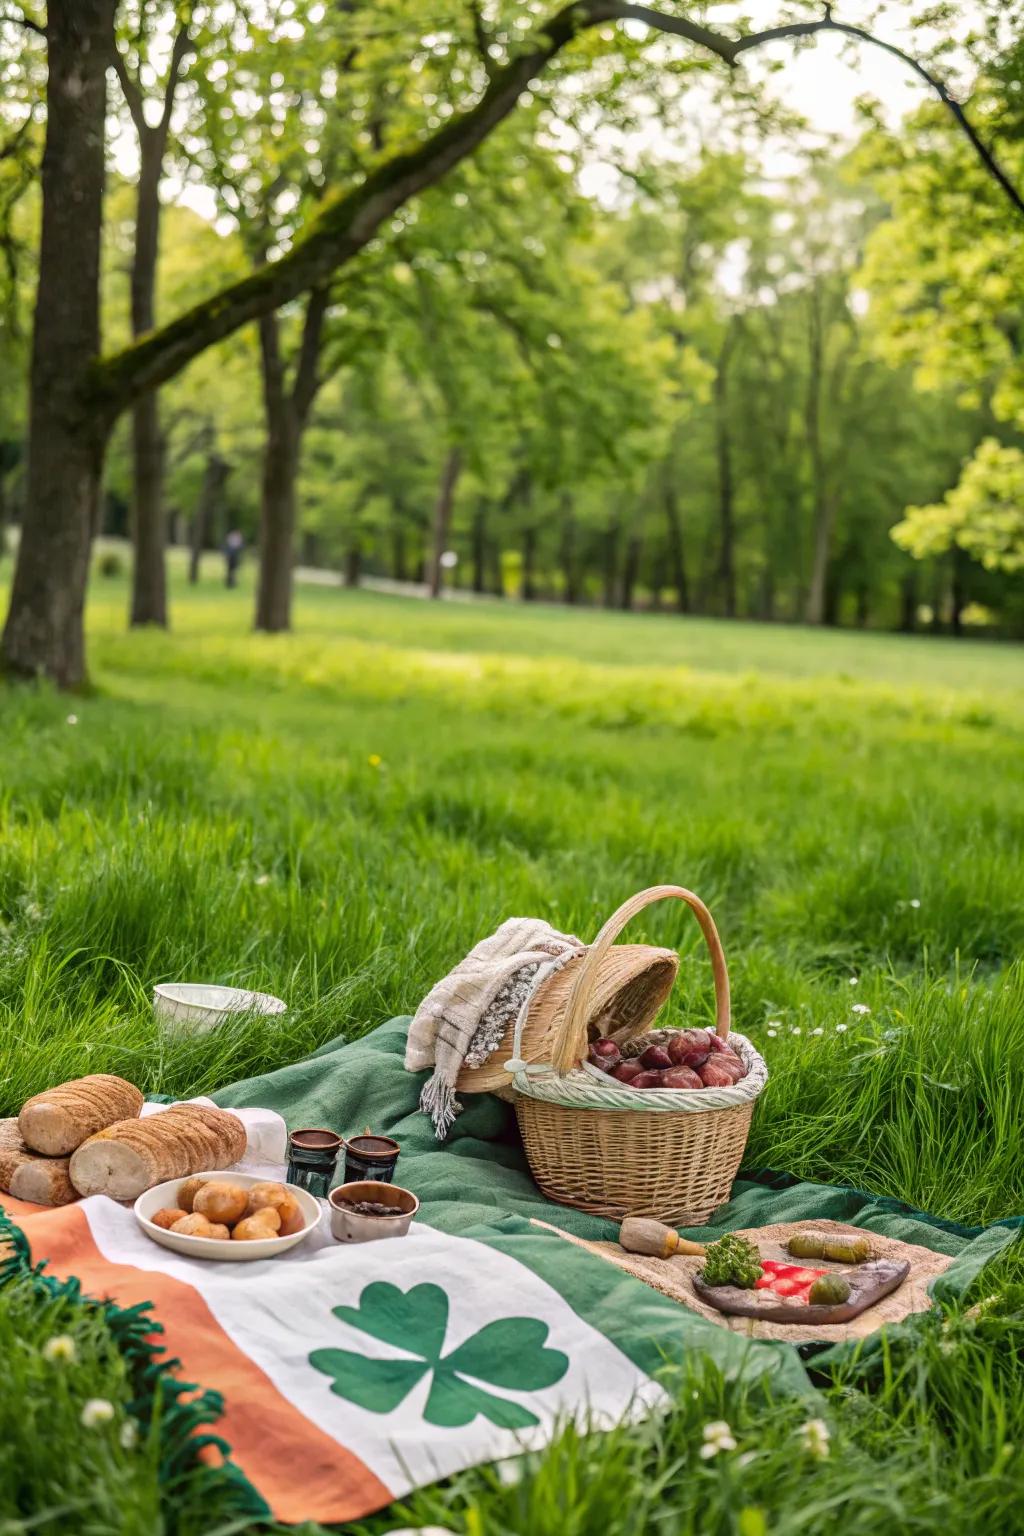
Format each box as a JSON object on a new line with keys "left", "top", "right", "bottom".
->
{"left": 552, "top": 885, "right": 731, "bottom": 1075}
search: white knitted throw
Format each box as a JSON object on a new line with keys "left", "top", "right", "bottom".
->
{"left": 406, "top": 917, "right": 584, "bottom": 1137}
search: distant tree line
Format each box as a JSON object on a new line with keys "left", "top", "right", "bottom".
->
{"left": 1, "top": 2, "right": 1022, "bottom": 686}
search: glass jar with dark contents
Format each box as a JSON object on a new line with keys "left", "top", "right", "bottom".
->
{"left": 343, "top": 1133, "right": 400, "bottom": 1185}
{"left": 286, "top": 1128, "right": 343, "bottom": 1197}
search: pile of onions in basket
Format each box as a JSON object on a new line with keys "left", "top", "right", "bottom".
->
{"left": 588, "top": 1029, "right": 747, "bottom": 1090}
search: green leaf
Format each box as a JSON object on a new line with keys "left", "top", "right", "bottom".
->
{"left": 443, "top": 1317, "right": 568, "bottom": 1392}
{"left": 424, "top": 1368, "right": 541, "bottom": 1430}
{"left": 308, "top": 1348, "right": 430, "bottom": 1413}
{"left": 330, "top": 1281, "right": 450, "bottom": 1360}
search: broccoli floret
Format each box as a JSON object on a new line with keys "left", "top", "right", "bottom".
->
{"left": 700, "top": 1234, "right": 763, "bottom": 1289}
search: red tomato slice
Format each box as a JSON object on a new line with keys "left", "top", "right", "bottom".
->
{"left": 771, "top": 1278, "right": 808, "bottom": 1298}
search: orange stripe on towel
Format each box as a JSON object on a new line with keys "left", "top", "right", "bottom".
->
{"left": 15, "top": 1204, "right": 392, "bottom": 1524}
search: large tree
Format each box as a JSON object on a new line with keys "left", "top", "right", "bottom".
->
{"left": 3, "top": 0, "right": 1022, "bottom": 684}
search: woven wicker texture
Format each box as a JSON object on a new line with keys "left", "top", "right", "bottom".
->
{"left": 513, "top": 886, "right": 766, "bottom": 1225}
{"left": 455, "top": 944, "right": 678, "bottom": 1094}
{"left": 516, "top": 1095, "right": 755, "bottom": 1224}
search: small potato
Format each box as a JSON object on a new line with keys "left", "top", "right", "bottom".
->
{"left": 194, "top": 1180, "right": 248, "bottom": 1226}
{"left": 246, "top": 1182, "right": 305, "bottom": 1236}
{"left": 170, "top": 1213, "right": 216, "bottom": 1237}
{"left": 151, "top": 1207, "right": 188, "bottom": 1231}
{"left": 178, "top": 1176, "right": 205, "bottom": 1213}
{"left": 231, "top": 1210, "right": 282, "bottom": 1241}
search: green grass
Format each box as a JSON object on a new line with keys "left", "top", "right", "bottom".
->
{"left": 1, "top": 562, "right": 1023, "bottom": 1533}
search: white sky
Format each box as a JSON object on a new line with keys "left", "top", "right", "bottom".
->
{"left": 577, "top": 1, "right": 956, "bottom": 200}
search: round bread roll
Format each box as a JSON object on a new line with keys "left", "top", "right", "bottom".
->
{"left": 151, "top": 1207, "right": 188, "bottom": 1231}
{"left": 245, "top": 1181, "right": 305, "bottom": 1236}
{"left": 170, "top": 1213, "right": 216, "bottom": 1237}
{"left": 194, "top": 1180, "right": 248, "bottom": 1226}
{"left": 232, "top": 1210, "right": 281, "bottom": 1241}
{"left": 206, "top": 1222, "right": 231, "bottom": 1240}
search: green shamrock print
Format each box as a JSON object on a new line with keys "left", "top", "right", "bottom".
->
{"left": 309, "top": 1281, "right": 569, "bottom": 1428}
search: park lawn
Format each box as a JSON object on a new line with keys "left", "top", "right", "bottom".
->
{"left": 1, "top": 562, "right": 1024, "bottom": 1534}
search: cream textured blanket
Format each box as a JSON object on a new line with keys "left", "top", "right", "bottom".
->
{"left": 406, "top": 917, "right": 584, "bottom": 1137}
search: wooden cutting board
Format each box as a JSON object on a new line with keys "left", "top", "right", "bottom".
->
{"left": 693, "top": 1258, "right": 910, "bottom": 1326}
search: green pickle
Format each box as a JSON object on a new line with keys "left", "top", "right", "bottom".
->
{"left": 786, "top": 1231, "right": 871, "bottom": 1264}
{"left": 809, "top": 1274, "right": 852, "bottom": 1306}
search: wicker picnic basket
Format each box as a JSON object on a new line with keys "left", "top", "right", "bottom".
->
{"left": 508, "top": 886, "right": 767, "bottom": 1225}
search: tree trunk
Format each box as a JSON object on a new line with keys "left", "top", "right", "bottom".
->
{"left": 855, "top": 581, "right": 870, "bottom": 629}
{"left": 0, "top": 470, "right": 7, "bottom": 564}
{"left": 663, "top": 484, "right": 689, "bottom": 613}
{"left": 621, "top": 531, "right": 642, "bottom": 611}
{"left": 128, "top": 138, "right": 168, "bottom": 627}
{"left": 488, "top": 542, "right": 504, "bottom": 596}
{"left": 714, "top": 321, "right": 738, "bottom": 618}
{"left": 427, "top": 445, "right": 462, "bottom": 599}
{"left": 559, "top": 500, "right": 579, "bottom": 604}
{"left": 391, "top": 520, "right": 408, "bottom": 582}
{"left": 254, "top": 410, "right": 300, "bottom": 630}
{"left": 899, "top": 571, "right": 917, "bottom": 633}
{"left": 520, "top": 526, "right": 537, "bottom": 601}
{"left": 189, "top": 445, "right": 228, "bottom": 584}
{"left": 1, "top": 0, "right": 114, "bottom": 686}
{"left": 951, "top": 547, "right": 967, "bottom": 636}
{"left": 344, "top": 541, "right": 362, "bottom": 588}
{"left": 472, "top": 499, "right": 488, "bottom": 593}
{"left": 804, "top": 281, "right": 834, "bottom": 626}
{"left": 602, "top": 521, "right": 620, "bottom": 608}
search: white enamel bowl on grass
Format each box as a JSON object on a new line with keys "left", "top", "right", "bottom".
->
{"left": 134, "top": 1171, "right": 321, "bottom": 1262}
{"left": 153, "top": 983, "right": 286, "bottom": 1035}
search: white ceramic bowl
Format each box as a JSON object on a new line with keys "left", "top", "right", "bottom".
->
{"left": 134, "top": 1171, "right": 320, "bottom": 1262}
{"left": 153, "top": 983, "right": 286, "bottom": 1035}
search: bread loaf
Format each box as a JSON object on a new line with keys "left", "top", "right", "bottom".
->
{"left": 0, "top": 1119, "right": 77, "bottom": 1206}
{"left": 19, "top": 1074, "right": 144, "bottom": 1156}
{"left": 68, "top": 1104, "right": 247, "bottom": 1200}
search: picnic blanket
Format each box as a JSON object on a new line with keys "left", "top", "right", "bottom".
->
{"left": 3, "top": 1016, "right": 1019, "bottom": 1526}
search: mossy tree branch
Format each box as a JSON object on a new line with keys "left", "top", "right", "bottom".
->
{"left": 87, "top": 0, "right": 1024, "bottom": 427}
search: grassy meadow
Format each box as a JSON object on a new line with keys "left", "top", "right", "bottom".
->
{"left": 2, "top": 557, "right": 1024, "bottom": 1534}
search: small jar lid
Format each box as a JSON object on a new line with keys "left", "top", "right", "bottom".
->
{"left": 289, "top": 1127, "right": 343, "bottom": 1151}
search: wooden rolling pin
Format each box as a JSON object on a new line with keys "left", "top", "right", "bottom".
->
{"left": 619, "top": 1217, "right": 705, "bottom": 1259}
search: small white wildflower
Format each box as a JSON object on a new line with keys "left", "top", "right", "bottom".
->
{"left": 797, "top": 1418, "right": 831, "bottom": 1459}
{"left": 909, "top": 899, "right": 921, "bottom": 909}
{"left": 494, "top": 1457, "right": 525, "bottom": 1486}
{"left": 836, "top": 1023, "right": 848, "bottom": 1034}
{"left": 736, "top": 1450, "right": 757, "bottom": 1468}
{"left": 849, "top": 976, "right": 858, "bottom": 986}
{"left": 42, "top": 1334, "right": 76, "bottom": 1364}
{"left": 254, "top": 873, "right": 271, "bottom": 886}
{"left": 119, "top": 1419, "right": 138, "bottom": 1450}
{"left": 66, "top": 713, "right": 78, "bottom": 726}
{"left": 811, "top": 1027, "right": 823, "bottom": 1036}
{"left": 81, "top": 1398, "right": 116, "bottom": 1429}
{"left": 851, "top": 1003, "right": 871, "bottom": 1015}
{"left": 700, "top": 1420, "right": 737, "bottom": 1459}
{"left": 766, "top": 1020, "right": 782, "bottom": 1028}
{"left": 790, "top": 1026, "right": 802, "bottom": 1035}
{"left": 766, "top": 1028, "right": 778, "bottom": 1038}
{"left": 382, "top": 1529, "right": 459, "bottom": 1536}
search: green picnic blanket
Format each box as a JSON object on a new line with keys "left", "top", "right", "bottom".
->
{"left": 216, "top": 1016, "right": 1017, "bottom": 1380}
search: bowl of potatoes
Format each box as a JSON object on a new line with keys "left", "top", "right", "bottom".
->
{"left": 135, "top": 1171, "right": 321, "bottom": 1261}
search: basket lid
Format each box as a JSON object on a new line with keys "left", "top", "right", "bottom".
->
{"left": 456, "top": 944, "right": 678, "bottom": 1094}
